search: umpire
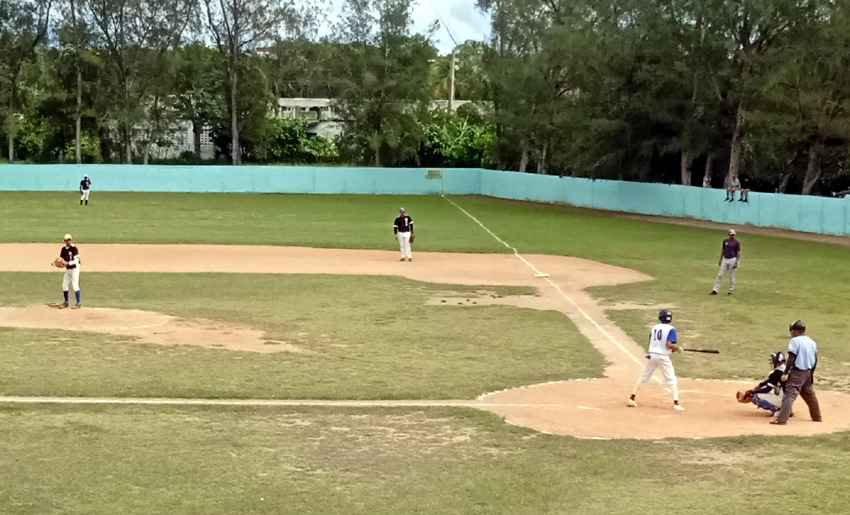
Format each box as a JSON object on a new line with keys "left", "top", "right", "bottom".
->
{"left": 772, "top": 320, "right": 822, "bottom": 425}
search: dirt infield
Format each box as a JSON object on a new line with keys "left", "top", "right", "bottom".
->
{"left": 2, "top": 243, "right": 848, "bottom": 439}
{"left": 0, "top": 305, "right": 305, "bottom": 354}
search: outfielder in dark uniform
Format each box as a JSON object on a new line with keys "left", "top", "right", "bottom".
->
{"left": 80, "top": 175, "right": 91, "bottom": 205}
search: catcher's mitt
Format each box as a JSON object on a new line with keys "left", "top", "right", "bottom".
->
{"left": 410, "top": 234, "right": 415, "bottom": 244}
{"left": 736, "top": 390, "right": 754, "bottom": 403}
{"left": 52, "top": 257, "right": 67, "bottom": 268}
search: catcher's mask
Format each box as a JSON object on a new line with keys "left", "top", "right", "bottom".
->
{"left": 658, "top": 309, "right": 672, "bottom": 323}
{"left": 770, "top": 351, "right": 786, "bottom": 368}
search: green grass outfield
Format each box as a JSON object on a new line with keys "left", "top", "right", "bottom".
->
{"left": 3, "top": 191, "right": 850, "bottom": 514}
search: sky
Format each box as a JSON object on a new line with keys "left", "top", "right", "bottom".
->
{"left": 321, "top": 0, "right": 492, "bottom": 55}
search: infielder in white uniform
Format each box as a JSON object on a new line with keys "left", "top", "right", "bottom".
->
{"left": 393, "top": 207, "right": 414, "bottom": 262}
{"left": 628, "top": 309, "right": 684, "bottom": 411}
{"left": 59, "top": 234, "right": 82, "bottom": 309}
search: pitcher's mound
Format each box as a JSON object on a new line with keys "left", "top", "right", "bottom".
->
{"left": 479, "top": 378, "right": 850, "bottom": 439}
{"left": 0, "top": 305, "right": 304, "bottom": 354}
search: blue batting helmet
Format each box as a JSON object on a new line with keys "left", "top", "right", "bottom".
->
{"left": 658, "top": 309, "right": 673, "bottom": 323}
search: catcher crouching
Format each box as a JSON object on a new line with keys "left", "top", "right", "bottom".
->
{"left": 737, "top": 352, "right": 787, "bottom": 416}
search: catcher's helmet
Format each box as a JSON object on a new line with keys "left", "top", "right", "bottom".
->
{"left": 789, "top": 320, "right": 806, "bottom": 331}
{"left": 658, "top": 309, "right": 673, "bottom": 323}
{"left": 770, "top": 351, "right": 786, "bottom": 367}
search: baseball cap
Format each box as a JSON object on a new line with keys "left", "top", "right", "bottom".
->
{"left": 399, "top": 207, "right": 405, "bottom": 212}
{"left": 728, "top": 229, "right": 736, "bottom": 235}
{"left": 64, "top": 234, "right": 72, "bottom": 241}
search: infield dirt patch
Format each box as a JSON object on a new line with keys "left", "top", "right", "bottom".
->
{"left": 2, "top": 243, "right": 849, "bottom": 440}
{"left": 0, "top": 305, "right": 304, "bottom": 354}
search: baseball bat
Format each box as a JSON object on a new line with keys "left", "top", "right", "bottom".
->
{"left": 683, "top": 348, "right": 720, "bottom": 354}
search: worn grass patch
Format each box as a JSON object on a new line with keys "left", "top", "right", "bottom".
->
{"left": 2, "top": 405, "right": 850, "bottom": 515}
{"left": 0, "top": 273, "right": 600, "bottom": 399}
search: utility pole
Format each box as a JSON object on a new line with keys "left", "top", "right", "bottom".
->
{"left": 448, "top": 50, "right": 456, "bottom": 113}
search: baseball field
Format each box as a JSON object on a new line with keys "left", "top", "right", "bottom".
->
{"left": 2, "top": 191, "right": 850, "bottom": 514}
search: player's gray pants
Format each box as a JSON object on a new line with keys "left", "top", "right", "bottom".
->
{"left": 713, "top": 258, "right": 737, "bottom": 292}
{"left": 776, "top": 369, "right": 821, "bottom": 423}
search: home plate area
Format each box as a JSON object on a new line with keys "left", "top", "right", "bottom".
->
{"left": 476, "top": 378, "right": 850, "bottom": 440}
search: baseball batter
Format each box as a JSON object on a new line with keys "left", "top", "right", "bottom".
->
{"left": 393, "top": 207, "right": 414, "bottom": 262}
{"left": 711, "top": 229, "right": 740, "bottom": 295}
{"left": 59, "top": 234, "right": 82, "bottom": 309}
{"left": 628, "top": 309, "right": 684, "bottom": 411}
{"left": 80, "top": 175, "right": 91, "bottom": 205}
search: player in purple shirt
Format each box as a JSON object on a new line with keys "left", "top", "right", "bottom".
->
{"left": 711, "top": 229, "right": 741, "bottom": 295}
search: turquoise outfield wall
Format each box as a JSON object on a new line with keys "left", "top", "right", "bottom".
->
{"left": 477, "top": 170, "right": 850, "bottom": 236}
{"left": 0, "top": 165, "right": 481, "bottom": 195}
{"left": 1, "top": 164, "right": 848, "bottom": 236}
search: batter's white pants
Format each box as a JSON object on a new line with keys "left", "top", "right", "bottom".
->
{"left": 713, "top": 258, "right": 737, "bottom": 292}
{"left": 81, "top": 190, "right": 90, "bottom": 201}
{"left": 397, "top": 232, "right": 412, "bottom": 258}
{"left": 63, "top": 267, "right": 80, "bottom": 292}
{"left": 632, "top": 354, "right": 679, "bottom": 401}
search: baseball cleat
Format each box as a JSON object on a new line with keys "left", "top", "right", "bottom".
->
{"left": 673, "top": 404, "right": 685, "bottom": 411}
{"left": 627, "top": 399, "right": 637, "bottom": 407}
{"left": 770, "top": 420, "right": 786, "bottom": 425}
{"left": 72, "top": 303, "right": 81, "bottom": 309}
{"left": 710, "top": 291, "right": 717, "bottom": 295}
{"left": 728, "top": 291, "right": 733, "bottom": 295}
{"left": 59, "top": 302, "right": 69, "bottom": 309}
{"left": 407, "top": 258, "right": 413, "bottom": 262}
{"left": 399, "top": 258, "right": 406, "bottom": 261}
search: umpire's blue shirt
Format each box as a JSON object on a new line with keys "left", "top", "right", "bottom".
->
{"left": 789, "top": 335, "right": 818, "bottom": 370}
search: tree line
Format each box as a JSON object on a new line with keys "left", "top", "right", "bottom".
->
{"left": 1, "top": 0, "right": 848, "bottom": 194}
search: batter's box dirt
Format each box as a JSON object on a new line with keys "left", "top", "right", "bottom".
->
{"left": 0, "top": 305, "right": 305, "bottom": 354}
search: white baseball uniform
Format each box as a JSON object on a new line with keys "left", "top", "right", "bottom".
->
{"left": 632, "top": 323, "right": 679, "bottom": 402}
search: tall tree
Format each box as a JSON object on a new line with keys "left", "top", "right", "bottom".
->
{"left": 202, "top": 0, "right": 298, "bottom": 165}
{"left": 757, "top": 1, "right": 850, "bottom": 194}
{"left": 0, "top": 0, "right": 51, "bottom": 163}
{"left": 713, "top": 0, "right": 816, "bottom": 189}
{"left": 57, "top": 0, "right": 88, "bottom": 163}
{"left": 331, "top": 0, "right": 436, "bottom": 166}
{"left": 84, "top": 0, "right": 193, "bottom": 163}
{"left": 173, "top": 43, "right": 226, "bottom": 161}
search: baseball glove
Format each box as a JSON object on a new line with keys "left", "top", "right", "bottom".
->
{"left": 410, "top": 234, "right": 415, "bottom": 244}
{"left": 52, "top": 257, "right": 66, "bottom": 268}
{"left": 736, "top": 390, "right": 754, "bottom": 403}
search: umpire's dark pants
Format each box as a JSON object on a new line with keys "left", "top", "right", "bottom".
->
{"left": 776, "top": 369, "right": 821, "bottom": 424}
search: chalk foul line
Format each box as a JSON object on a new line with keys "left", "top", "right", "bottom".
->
{"left": 0, "top": 396, "right": 563, "bottom": 408}
{"left": 442, "top": 195, "right": 653, "bottom": 378}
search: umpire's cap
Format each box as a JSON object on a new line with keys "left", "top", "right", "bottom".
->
{"left": 658, "top": 309, "right": 673, "bottom": 323}
{"left": 789, "top": 320, "right": 806, "bottom": 331}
